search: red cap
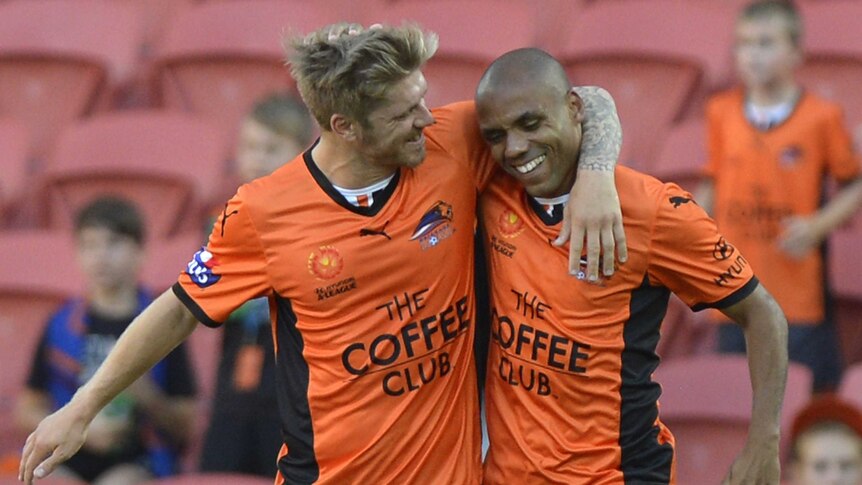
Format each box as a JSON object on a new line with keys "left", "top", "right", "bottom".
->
{"left": 791, "top": 394, "right": 862, "bottom": 446}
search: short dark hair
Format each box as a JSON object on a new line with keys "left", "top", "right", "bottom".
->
{"left": 740, "top": 0, "right": 803, "bottom": 47}
{"left": 74, "top": 196, "right": 145, "bottom": 244}
{"left": 248, "top": 93, "right": 314, "bottom": 145}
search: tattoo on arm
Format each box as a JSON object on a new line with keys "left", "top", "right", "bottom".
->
{"left": 573, "top": 86, "right": 622, "bottom": 172}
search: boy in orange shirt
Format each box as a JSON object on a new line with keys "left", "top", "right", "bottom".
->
{"left": 698, "top": 0, "right": 862, "bottom": 391}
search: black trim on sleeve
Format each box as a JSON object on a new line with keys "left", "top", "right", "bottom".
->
{"left": 690, "top": 276, "right": 760, "bottom": 312}
{"left": 171, "top": 283, "right": 222, "bottom": 328}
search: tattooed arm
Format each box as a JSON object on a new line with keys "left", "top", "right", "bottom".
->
{"left": 558, "top": 86, "right": 626, "bottom": 278}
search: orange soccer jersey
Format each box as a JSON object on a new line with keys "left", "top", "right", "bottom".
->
{"left": 174, "top": 102, "right": 494, "bottom": 484}
{"left": 480, "top": 167, "right": 758, "bottom": 485}
{"left": 705, "top": 89, "right": 860, "bottom": 323}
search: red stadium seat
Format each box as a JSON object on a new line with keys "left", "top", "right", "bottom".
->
{"left": 651, "top": 118, "right": 707, "bottom": 192}
{"left": 0, "top": 0, "right": 143, "bottom": 160}
{"left": 39, "top": 111, "right": 223, "bottom": 238}
{"left": 152, "top": 0, "right": 359, "bottom": 154}
{"left": 0, "top": 231, "right": 81, "bottom": 455}
{"left": 840, "top": 362, "right": 862, "bottom": 411}
{"left": 655, "top": 355, "right": 812, "bottom": 484}
{"left": 141, "top": 233, "right": 204, "bottom": 293}
{"left": 0, "top": 118, "right": 30, "bottom": 219}
{"left": 797, "top": 1, "right": 862, "bottom": 129}
{"left": 830, "top": 222, "right": 862, "bottom": 366}
{"left": 655, "top": 295, "right": 716, "bottom": 361}
{"left": 371, "top": 0, "right": 538, "bottom": 108}
{"left": 552, "top": 1, "right": 735, "bottom": 172}
{"left": 141, "top": 473, "right": 273, "bottom": 485}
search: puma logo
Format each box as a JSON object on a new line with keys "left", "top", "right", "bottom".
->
{"left": 669, "top": 196, "right": 693, "bottom": 208}
{"left": 359, "top": 220, "right": 391, "bottom": 240}
{"left": 221, "top": 204, "right": 239, "bottom": 237}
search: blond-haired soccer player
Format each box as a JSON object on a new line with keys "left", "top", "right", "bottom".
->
{"left": 20, "top": 24, "right": 625, "bottom": 485}
{"left": 475, "top": 47, "right": 787, "bottom": 485}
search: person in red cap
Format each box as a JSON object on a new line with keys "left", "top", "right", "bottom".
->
{"left": 789, "top": 395, "right": 862, "bottom": 485}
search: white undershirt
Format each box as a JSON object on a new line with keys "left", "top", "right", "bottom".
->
{"left": 533, "top": 194, "right": 570, "bottom": 216}
{"left": 745, "top": 99, "right": 795, "bottom": 130}
{"left": 332, "top": 174, "right": 395, "bottom": 208}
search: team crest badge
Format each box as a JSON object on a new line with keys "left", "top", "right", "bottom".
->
{"left": 779, "top": 145, "right": 803, "bottom": 167}
{"left": 308, "top": 246, "right": 344, "bottom": 280}
{"left": 498, "top": 210, "right": 525, "bottom": 238}
{"left": 410, "top": 200, "right": 455, "bottom": 250}
{"left": 187, "top": 247, "right": 221, "bottom": 288}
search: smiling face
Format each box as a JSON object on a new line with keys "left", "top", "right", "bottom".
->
{"left": 354, "top": 70, "right": 435, "bottom": 170}
{"left": 477, "top": 79, "right": 584, "bottom": 198}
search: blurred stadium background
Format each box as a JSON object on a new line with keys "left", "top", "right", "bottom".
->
{"left": 0, "top": 0, "right": 860, "bottom": 483}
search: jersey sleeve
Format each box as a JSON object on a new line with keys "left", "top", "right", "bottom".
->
{"left": 647, "top": 183, "right": 758, "bottom": 311}
{"left": 823, "top": 105, "right": 861, "bottom": 183}
{"left": 427, "top": 101, "right": 497, "bottom": 192}
{"left": 172, "top": 190, "right": 271, "bottom": 327}
{"left": 702, "top": 98, "right": 723, "bottom": 179}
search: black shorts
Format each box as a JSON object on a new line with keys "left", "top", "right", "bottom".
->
{"left": 64, "top": 447, "right": 148, "bottom": 482}
{"left": 199, "top": 409, "right": 282, "bottom": 477}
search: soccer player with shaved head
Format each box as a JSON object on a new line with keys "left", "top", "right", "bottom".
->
{"left": 475, "top": 47, "right": 788, "bottom": 485}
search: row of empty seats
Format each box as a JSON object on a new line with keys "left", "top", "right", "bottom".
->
{"left": 0, "top": 0, "right": 860, "bottom": 174}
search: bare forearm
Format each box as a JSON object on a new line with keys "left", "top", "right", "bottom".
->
{"left": 727, "top": 286, "right": 788, "bottom": 439}
{"left": 813, "top": 178, "right": 862, "bottom": 238}
{"left": 573, "top": 86, "right": 622, "bottom": 172}
{"left": 67, "top": 290, "right": 198, "bottom": 423}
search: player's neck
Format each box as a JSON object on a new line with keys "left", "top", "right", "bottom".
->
{"left": 746, "top": 78, "right": 800, "bottom": 107}
{"left": 312, "top": 134, "right": 397, "bottom": 189}
{"left": 88, "top": 284, "right": 139, "bottom": 319}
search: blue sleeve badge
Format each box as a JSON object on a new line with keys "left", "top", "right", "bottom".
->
{"left": 186, "top": 247, "right": 222, "bottom": 288}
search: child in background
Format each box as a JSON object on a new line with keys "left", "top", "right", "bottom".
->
{"left": 15, "top": 196, "right": 197, "bottom": 485}
{"left": 198, "top": 93, "right": 314, "bottom": 477}
{"left": 789, "top": 395, "right": 862, "bottom": 485}
{"left": 697, "top": 0, "right": 862, "bottom": 392}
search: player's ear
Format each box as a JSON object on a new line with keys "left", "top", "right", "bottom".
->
{"left": 567, "top": 88, "right": 585, "bottom": 124}
{"left": 330, "top": 113, "right": 358, "bottom": 141}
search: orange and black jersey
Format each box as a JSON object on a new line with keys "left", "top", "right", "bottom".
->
{"left": 174, "top": 102, "right": 494, "bottom": 484}
{"left": 480, "top": 167, "right": 758, "bottom": 485}
{"left": 705, "top": 89, "right": 860, "bottom": 323}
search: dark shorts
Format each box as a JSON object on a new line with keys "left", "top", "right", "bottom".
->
{"left": 64, "top": 447, "right": 148, "bottom": 483}
{"left": 199, "top": 409, "right": 282, "bottom": 477}
{"left": 717, "top": 320, "right": 843, "bottom": 392}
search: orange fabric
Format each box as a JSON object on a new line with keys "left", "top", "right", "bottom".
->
{"left": 176, "top": 102, "right": 495, "bottom": 484}
{"left": 705, "top": 89, "right": 860, "bottom": 322}
{"left": 480, "top": 167, "right": 755, "bottom": 484}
